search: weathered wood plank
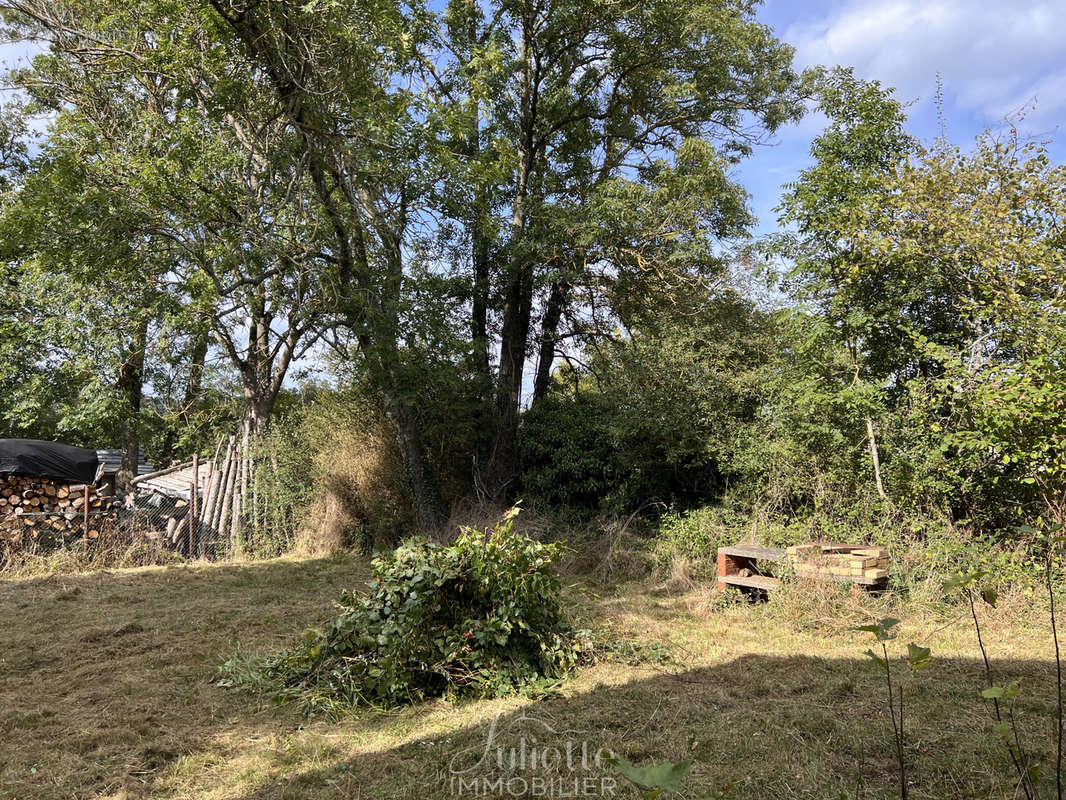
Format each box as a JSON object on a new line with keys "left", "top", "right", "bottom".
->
{"left": 720, "top": 574, "right": 781, "bottom": 591}
{"left": 717, "top": 544, "right": 787, "bottom": 561}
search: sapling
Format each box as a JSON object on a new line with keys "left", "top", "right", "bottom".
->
{"left": 853, "top": 617, "right": 931, "bottom": 800}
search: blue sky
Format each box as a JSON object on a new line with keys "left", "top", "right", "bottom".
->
{"left": 738, "top": 0, "right": 1066, "bottom": 235}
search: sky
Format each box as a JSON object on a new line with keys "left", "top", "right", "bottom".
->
{"left": 738, "top": 0, "right": 1066, "bottom": 236}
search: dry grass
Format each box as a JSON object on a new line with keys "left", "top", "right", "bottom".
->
{"left": 1, "top": 553, "right": 1063, "bottom": 799}
{"left": 1, "top": 527, "right": 183, "bottom": 578}
{"left": 295, "top": 402, "right": 413, "bottom": 555}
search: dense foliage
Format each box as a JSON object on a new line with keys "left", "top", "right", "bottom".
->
{"left": 0, "top": 0, "right": 803, "bottom": 530}
{"left": 222, "top": 510, "right": 583, "bottom": 711}
{"left": 514, "top": 68, "right": 1066, "bottom": 577}
{"left": 520, "top": 290, "right": 776, "bottom": 513}
{"left": 0, "top": 0, "right": 1061, "bottom": 597}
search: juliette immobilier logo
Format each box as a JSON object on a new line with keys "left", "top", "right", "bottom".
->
{"left": 443, "top": 713, "right": 618, "bottom": 797}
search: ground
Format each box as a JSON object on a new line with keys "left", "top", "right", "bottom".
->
{"left": 0, "top": 554, "right": 1060, "bottom": 799}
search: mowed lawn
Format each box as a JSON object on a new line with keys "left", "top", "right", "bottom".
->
{"left": 1, "top": 554, "right": 1062, "bottom": 799}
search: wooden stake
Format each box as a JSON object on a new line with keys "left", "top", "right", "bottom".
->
{"left": 240, "top": 423, "right": 250, "bottom": 518}
{"left": 230, "top": 440, "right": 242, "bottom": 554}
{"left": 204, "top": 440, "right": 228, "bottom": 539}
{"left": 198, "top": 462, "right": 214, "bottom": 558}
{"left": 217, "top": 437, "right": 237, "bottom": 554}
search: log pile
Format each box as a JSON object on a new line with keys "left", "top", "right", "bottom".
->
{"left": 787, "top": 543, "right": 890, "bottom": 582}
{"left": 3, "top": 427, "right": 261, "bottom": 560}
{"left": 0, "top": 474, "right": 122, "bottom": 548}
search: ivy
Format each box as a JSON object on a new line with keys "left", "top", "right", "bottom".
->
{"left": 220, "top": 509, "right": 588, "bottom": 712}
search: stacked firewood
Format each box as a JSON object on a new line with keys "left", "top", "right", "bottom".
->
{"left": 0, "top": 474, "right": 122, "bottom": 547}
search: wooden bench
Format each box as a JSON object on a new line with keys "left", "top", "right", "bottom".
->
{"left": 716, "top": 543, "right": 888, "bottom": 592}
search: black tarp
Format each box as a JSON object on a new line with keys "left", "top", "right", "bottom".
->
{"left": 0, "top": 439, "right": 99, "bottom": 484}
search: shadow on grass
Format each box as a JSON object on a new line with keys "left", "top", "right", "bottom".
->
{"left": 225, "top": 652, "right": 1062, "bottom": 800}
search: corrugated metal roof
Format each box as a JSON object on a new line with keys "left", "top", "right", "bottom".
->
{"left": 137, "top": 464, "right": 208, "bottom": 500}
{"left": 96, "top": 450, "right": 155, "bottom": 477}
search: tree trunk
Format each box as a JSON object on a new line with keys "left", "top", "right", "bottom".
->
{"left": 211, "top": 0, "right": 446, "bottom": 534}
{"left": 466, "top": 0, "right": 491, "bottom": 396}
{"left": 242, "top": 391, "right": 275, "bottom": 439}
{"left": 160, "top": 328, "right": 209, "bottom": 463}
{"left": 484, "top": 14, "right": 535, "bottom": 499}
{"left": 116, "top": 318, "right": 148, "bottom": 493}
{"left": 381, "top": 387, "right": 446, "bottom": 535}
{"left": 485, "top": 248, "right": 533, "bottom": 498}
{"left": 532, "top": 280, "right": 569, "bottom": 404}
{"left": 865, "top": 416, "right": 890, "bottom": 504}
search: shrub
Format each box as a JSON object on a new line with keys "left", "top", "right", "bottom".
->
{"left": 248, "top": 388, "right": 413, "bottom": 556}
{"left": 297, "top": 390, "right": 413, "bottom": 553}
{"left": 518, "top": 394, "right": 620, "bottom": 510}
{"left": 652, "top": 507, "right": 731, "bottom": 580}
{"left": 221, "top": 509, "right": 586, "bottom": 712}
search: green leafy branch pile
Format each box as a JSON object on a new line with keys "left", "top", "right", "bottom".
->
{"left": 221, "top": 510, "right": 588, "bottom": 713}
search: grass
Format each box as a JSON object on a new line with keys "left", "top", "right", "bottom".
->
{"left": 0, "top": 553, "right": 1062, "bottom": 799}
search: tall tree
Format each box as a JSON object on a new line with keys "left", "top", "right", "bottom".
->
{"left": 774, "top": 67, "right": 918, "bottom": 502}
{"left": 4, "top": 0, "right": 804, "bottom": 529}
{"left": 426, "top": 0, "right": 804, "bottom": 495}
{"left": 417, "top": 0, "right": 804, "bottom": 496}
{"left": 3, "top": 0, "right": 327, "bottom": 439}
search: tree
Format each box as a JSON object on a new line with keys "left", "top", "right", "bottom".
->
{"left": 774, "top": 67, "right": 918, "bottom": 503}
{"left": 3, "top": 0, "right": 804, "bottom": 532}
{"left": 427, "top": 0, "right": 805, "bottom": 495}
{"left": 854, "top": 136, "right": 1066, "bottom": 524}
{"left": 3, "top": 0, "right": 328, "bottom": 444}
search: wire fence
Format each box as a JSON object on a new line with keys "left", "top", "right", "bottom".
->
{"left": 1, "top": 433, "right": 295, "bottom": 569}
{"left": 0, "top": 492, "right": 240, "bottom": 563}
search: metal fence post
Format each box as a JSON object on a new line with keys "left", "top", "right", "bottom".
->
{"left": 82, "top": 485, "right": 89, "bottom": 552}
{"left": 189, "top": 453, "right": 199, "bottom": 558}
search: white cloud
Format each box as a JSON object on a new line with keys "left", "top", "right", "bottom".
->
{"left": 784, "top": 0, "right": 1066, "bottom": 129}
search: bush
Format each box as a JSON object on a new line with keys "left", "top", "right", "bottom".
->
{"left": 245, "top": 388, "right": 414, "bottom": 556}
{"left": 519, "top": 292, "right": 778, "bottom": 514}
{"left": 518, "top": 394, "right": 620, "bottom": 510}
{"left": 297, "top": 390, "right": 413, "bottom": 553}
{"left": 651, "top": 507, "right": 732, "bottom": 580}
{"left": 221, "top": 509, "right": 585, "bottom": 712}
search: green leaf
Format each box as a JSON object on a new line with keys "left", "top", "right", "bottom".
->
{"left": 853, "top": 617, "right": 900, "bottom": 641}
{"left": 980, "top": 588, "right": 998, "bottom": 607}
{"left": 906, "top": 643, "right": 932, "bottom": 670}
{"left": 942, "top": 572, "right": 988, "bottom": 592}
{"left": 863, "top": 648, "right": 887, "bottom": 668}
{"left": 853, "top": 624, "right": 883, "bottom": 634}
{"left": 610, "top": 755, "right": 692, "bottom": 793}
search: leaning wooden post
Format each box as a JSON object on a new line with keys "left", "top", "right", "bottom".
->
{"left": 188, "top": 453, "right": 199, "bottom": 558}
{"left": 240, "top": 423, "right": 250, "bottom": 520}
{"left": 82, "top": 485, "right": 90, "bottom": 551}
{"left": 230, "top": 439, "right": 243, "bottom": 554}
{"left": 217, "top": 437, "right": 237, "bottom": 555}
{"left": 198, "top": 461, "right": 214, "bottom": 558}
{"left": 204, "top": 450, "right": 226, "bottom": 550}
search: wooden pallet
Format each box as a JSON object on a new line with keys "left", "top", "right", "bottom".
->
{"left": 716, "top": 543, "right": 889, "bottom": 592}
